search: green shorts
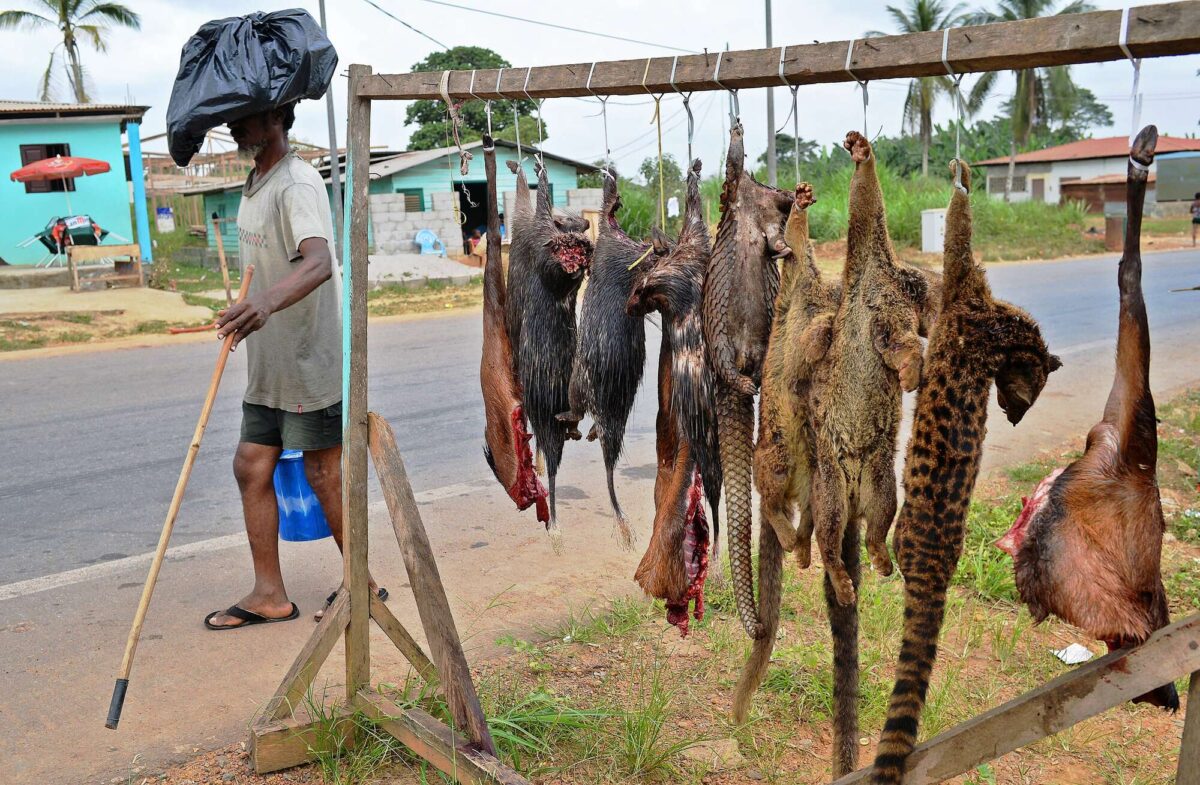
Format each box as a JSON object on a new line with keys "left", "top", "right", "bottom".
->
{"left": 240, "top": 401, "right": 343, "bottom": 451}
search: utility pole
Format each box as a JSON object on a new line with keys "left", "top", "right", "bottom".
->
{"left": 319, "top": 0, "right": 343, "bottom": 253}
{"left": 765, "top": 0, "right": 777, "bottom": 186}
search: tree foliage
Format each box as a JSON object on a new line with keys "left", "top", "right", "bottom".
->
{"left": 404, "top": 46, "right": 544, "bottom": 151}
{"left": 0, "top": 0, "right": 141, "bottom": 102}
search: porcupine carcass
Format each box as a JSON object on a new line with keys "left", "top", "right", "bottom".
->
{"left": 626, "top": 159, "right": 719, "bottom": 635}
{"left": 504, "top": 158, "right": 593, "bottom": 538}
{"left": 557, "top": 165, "right": 663, "bottom": 548}
{"left": 703, "top": 122, "right": 793, "bottom": 640}
{"left": 479, "top": 136, "right": 548, "bottom": 522}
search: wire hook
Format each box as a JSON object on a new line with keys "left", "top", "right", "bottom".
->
{"left": 942, "top": 27, "right": 967, "bottom": 182}
{"left": 586, "top": 61, "right": 613, "bottom": 174}
{"left": 467, "top": 69, "right": 492, "bottom": 137}
{"left": 522, "top": 66, "right": 545, "bottom": 167}
{"left": 713, "top": 48, "right": 739, "bottom": 123}
{"left": 845, "top": 39, "right": 869, "bottom": 136}
{"left": 642, "top": 57, "right": 667, "bottom": 228}
{"left": 1119, "top": 6, "right": 1145, "bottom": 149}
{"left": 669, "top": 55, "right": 695, "bottom": 164}
{"left": 439, "top": 70, "right": 473, "bottom": 177}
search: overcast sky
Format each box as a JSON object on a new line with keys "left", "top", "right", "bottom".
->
{"left": 2, "top": 0, "right": 1198, "bottom": 179}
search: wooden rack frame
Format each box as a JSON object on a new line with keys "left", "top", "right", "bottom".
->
{"left": 251, "top": 2, "right": 1200, "bottom": 782}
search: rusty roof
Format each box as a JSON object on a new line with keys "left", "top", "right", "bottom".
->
{"left": 977, "top": 135, "right": 1200, "bottom": 166}
{"left": 0, "top": 100, "right": 149, "bottom": 121}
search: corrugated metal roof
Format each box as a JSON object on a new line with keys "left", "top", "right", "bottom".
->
{"left": 0, "top": 100, "right": 149, "bottom": 120}
{"left": 364, "top": 139, "right": 598, "bottom": 180}
{"left": 977, "top": 135, "right": 1200, "bottom": 166}
{"left": 1062, "top": 172, "right": 1157, "bottom": 186}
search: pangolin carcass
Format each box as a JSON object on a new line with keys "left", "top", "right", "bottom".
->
{"left": 702, "top": 122, "right": 792, "bottom": 640}
{"left": 998, "top": 125, "right": 1178, "bottom": 711}
{"left": 557, "top": 166, "right": 660, "bottom": 547}
{"left": 479, "top": 137, "right": 548, "bottom": 522}
{"left": 628, "top": 159, "right": 719, "bottom": 635}
{"left": 504, "top": 158, "right": 593, "bottom": 538}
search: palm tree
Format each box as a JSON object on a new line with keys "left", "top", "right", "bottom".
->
{"left": 867, "top": 0, "right": 969, "bottom": 177}
{"left": 0, "top": 1, "right": 141, "bottom": 103}
{"left": 968, "top": 0, "right": 1095, "bottom": 198}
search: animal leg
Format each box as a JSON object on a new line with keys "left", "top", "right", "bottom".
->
{"left": 797, "top": 312, "right": 835, "bottom": 368}
{"left": 813, "top": 440, "right": 854, "bottom": 606}
{"left": 732, "top": 516, "right": 785, "bottom": 723}
{"left": 861, "top": 447, "right": 898, "bottom": 576}
{"left": 826, "top": 520, "right": 861, "bottom": 778}
{"left": 872, "top": 312, "right": 924, "bottom": 393}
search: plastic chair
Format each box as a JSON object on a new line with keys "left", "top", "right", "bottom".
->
{"left": 413, "top": 228, "right": 446, "bottom": 257}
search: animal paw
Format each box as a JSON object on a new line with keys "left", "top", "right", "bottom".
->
{"left": 898, "top": 349, "right": 923, "bottom": 392}
{"left": 830, "top": 572, "right": 857, "bottom": 606}
{"left": 844, "top": 131, "right": 870, "bottom": 163}
{"left": 868, "top": 541, "right": 894, "bottom": 577}
{"left": 795, "top": 539, "right": 812, "bottom": 569}
{"left": 800, "top": 316, "right": 834, "bottom": 365}
{"left": 794, "top": 182, "right": 816, "bottom": 210}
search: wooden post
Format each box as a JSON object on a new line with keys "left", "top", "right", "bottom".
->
{"left": 369, "top": 412, "right": 495, "bottom": 753}
{"left": 1178, "top": 672, "right": 1200, "bottom": 784}
{"left": 344, "top": 62, "right": 373, "bottom": 703}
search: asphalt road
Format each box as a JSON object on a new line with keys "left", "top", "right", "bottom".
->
{"left": 1, "top": 250, "right": 1197, "bottom": 585}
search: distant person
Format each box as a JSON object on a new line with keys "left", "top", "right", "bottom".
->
{"left": 1191, "top": 192, "right": 1200, "bottom": 247}
{"left": 205, "top": 101, "right": 385, "bottom": 630}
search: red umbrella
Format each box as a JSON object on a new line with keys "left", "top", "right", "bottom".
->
{"left": 10, "top": 154, "right": 112, "bottom": 214}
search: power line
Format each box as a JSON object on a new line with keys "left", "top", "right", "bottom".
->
{"left": 409, "top": 0, "right": 697, "bottom": 54}
{"left": 359, "top": 0, "right": 450, "bottom": 50}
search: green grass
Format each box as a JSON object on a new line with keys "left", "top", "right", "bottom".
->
{"left": 610, "top": 651, "right": 703, "bottom": 779}
{"left": 132, "top": 320, "right": 169, "bottom": 334}
{"left": 182, "top": 292, "right": 226, "bottom": 314}
{"left": 56, "top": 330, "right": 92, "bottom": 343}
{"left": 0, "top": 335, "right": 48, "bottom": 351}
{"left": 59, "top": 311, "right": 93, "bottom": 325}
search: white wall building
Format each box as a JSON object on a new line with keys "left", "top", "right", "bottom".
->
{"left": 977, "top": 135, "right": 1200, "bottom": 209}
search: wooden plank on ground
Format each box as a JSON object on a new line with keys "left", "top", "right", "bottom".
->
{"left": 359, "top": 689, "right": 529, "bottom": 785}
{"left": 833, "top": 612, "right": 1200, "bottom": 784}
{"left": 67, "top": 244, "right": 139, "bottom": 263}
{"left": 1178, "top": 672, "right": 1200, "bottom": 785}
{"left": 251, "top": 711, "right": 338, "bottom": 774}
{"left": 343, "top": 62, "right": 374, "bottom": 703}
{"left": 370, "top": 590, "right": 439, "bottom": 685}
{"left": 368, "top": 412, "right": 496, "bottom": 755}
{"left": 356, "top": 2, "right": 1200, "bottom": 99}
{"left": 261, "top": 588, "right": 350, "bottom": 721}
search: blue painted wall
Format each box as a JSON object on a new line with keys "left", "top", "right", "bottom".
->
{"left": 201, "top": 149, "right": 583, "bottom": 255}
{"left": 0, "top": 119, "right": 135, "bottom": 265}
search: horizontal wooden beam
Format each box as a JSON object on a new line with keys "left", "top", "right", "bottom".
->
{"left": 832, "top": 612, "right": 1200, "bottom": 785}
{"left": 357, "top": 2, "right": 1200, "bottom": 100}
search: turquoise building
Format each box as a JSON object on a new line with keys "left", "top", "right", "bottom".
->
{"left": 192, "top": 139, "right": 596, "bottom": 259}
{"left": 0, "top": 101, "right": 151, "bottom": 266}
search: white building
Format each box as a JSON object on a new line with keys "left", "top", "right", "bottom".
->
{"left": 977, "top": 135, "right": 1200, "bottom": 210}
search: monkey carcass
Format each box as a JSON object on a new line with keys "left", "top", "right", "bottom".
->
{"left": 998, "top": 125, "right": 1178, "bottom": 711}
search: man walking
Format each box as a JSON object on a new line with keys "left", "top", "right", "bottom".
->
{"left": 205, "top": 103, "right": 380, "bottom": 629}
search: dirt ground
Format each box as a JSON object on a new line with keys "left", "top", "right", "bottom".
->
{"left": 139, "top": 389, "right": 1200, "bottom": 785}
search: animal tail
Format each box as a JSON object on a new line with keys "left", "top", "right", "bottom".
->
{"left": 718, "top": 386, "right": 766, "bottom": 639}
{"left": 870, "top": 572, "right": 949, "bottom": 784}
{"left": 827, "top": 520, "right": 861, "bottom": 779}
{"left": 601, "top": 427, "right": 634, "bottom": 549}
{"left": 732, "top": 517, "right": 784, "bottom": 723}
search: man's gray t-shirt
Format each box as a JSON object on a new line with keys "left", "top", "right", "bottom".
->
{"left": 236, "top": 153, "right": 341, "bottom": 413}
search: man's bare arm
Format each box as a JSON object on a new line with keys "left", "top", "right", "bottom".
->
{"left": 216, "top": 236, "right": 333, "bottom": 348}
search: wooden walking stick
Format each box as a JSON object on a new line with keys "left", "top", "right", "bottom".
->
{"left": 212, "top": 213, "right": 234, "bottom": 307}
{"left": 106, "top": 265, "right": 254, "bottom": 730}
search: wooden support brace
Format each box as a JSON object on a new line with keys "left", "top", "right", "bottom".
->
{"left": 832, "top": 612, "right": 1200, "bottom": 784}
{"left": 370, "top": 590, "right": 440, "bottom": 685}
{"left": 368, "top": 411, "right": 496, "bottom": 755}
{"left": 359, "top": 689, "right": 529, "bottom": 785}
{"left": 356, "top": 2, "right": 1200, "bottom": 100}
{"left": 1178, "top": 672, "right": 1200, "bottom": 784}
{"left": 260, "top": 588, "right": 350, "bottom": 721}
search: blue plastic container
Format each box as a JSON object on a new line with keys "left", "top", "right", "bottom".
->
{"left": 273, "top": 450, "right": 332, "bottom": 542}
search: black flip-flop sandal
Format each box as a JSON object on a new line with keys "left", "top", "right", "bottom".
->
{"left": 313, "top": 587, "right": 388, "bottom": 620}
{"left": 204, "top": 602, "right": 300, "bottom": 631}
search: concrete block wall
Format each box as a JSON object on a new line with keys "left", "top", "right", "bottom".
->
{"left": 502, "top": 188, "right": 536, "bottom": 225}
{"left": 567, "top": 188, "right": 603, "bottom": 212}
{"left": 370, "top": 192, "right": 464, "bottom": 255}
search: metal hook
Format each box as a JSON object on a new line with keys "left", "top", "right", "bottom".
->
{"left": 522, "top": 66, "right": 545, "bottom": 167}
{"left": 1119, "top": 7, "right": 1144, "bottom": 145}
{"left": 845, "top": 38, "right": 869, "bottom": 135}
{"left": 713, "top": 48, "right": 739, "bottom": 123}
{"left": 494, "top": 66, "right": 505, "bottom": 99}
{"left": 669, "top": 55, "right": 695, "bottom": 164}
{"left": 778, "top": 45, "right": 790, "bottom": 86}
{"left": 642, "top": 57, "right": 667, "bottom": 228}
{"left": 585, "top": 62, "right": 613, "bottom": 171}
{"left": 942, "top": 28, "right": 966, "bottom": 165}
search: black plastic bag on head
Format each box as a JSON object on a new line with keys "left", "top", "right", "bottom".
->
{"left": 166, "top": 8, "right": 338, "bottom": 166}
